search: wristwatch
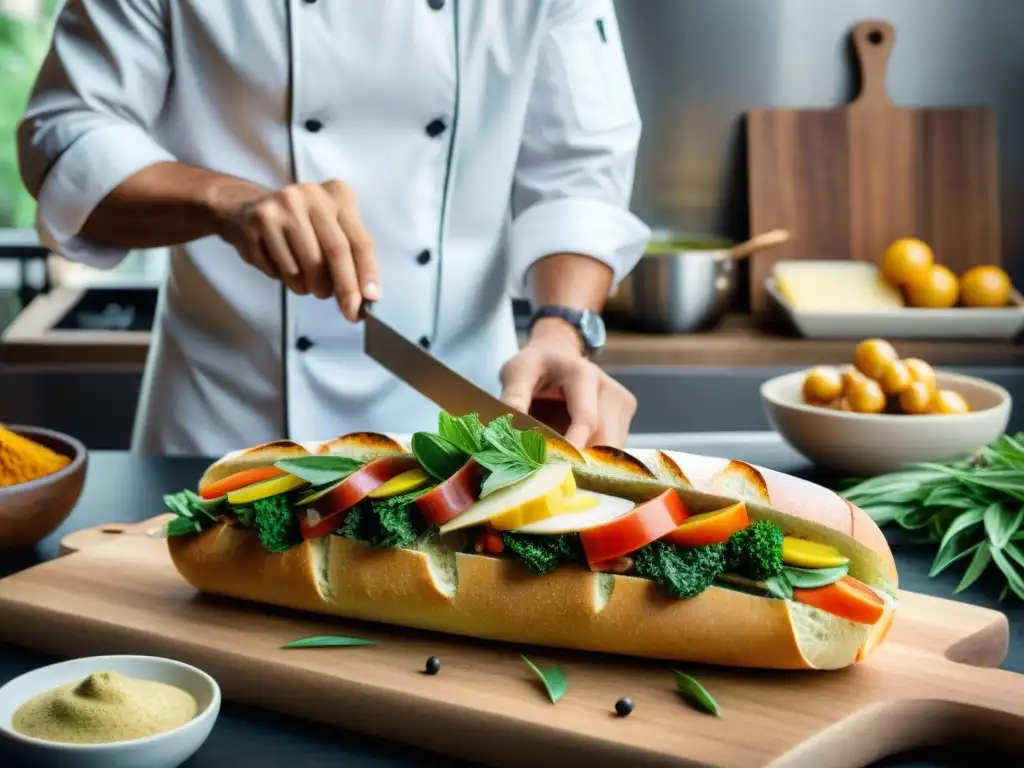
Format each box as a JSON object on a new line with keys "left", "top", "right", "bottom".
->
{"left": 528, "top": 305, "right": 607, "bottom": 358}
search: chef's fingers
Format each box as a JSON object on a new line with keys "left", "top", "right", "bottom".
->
{"left": 323, "top": 230, "right": 362, "bottom": 321}
{"left": 560, "top": 363, "right": 601, "bottom": 448}
{"left": 323, "top": 179, "right": 380, "bottom": 303}
{"left": 306, "top": 199, "right": 346, "bottom": 301}
{"left": 279, "top": 186, "right": 327, "bottom": 297}
{"left": 499, "top": 353, "right": 545, "bottom": 414}
{"left": 590, "top": 377, "right": 637, "bottom": 449}
{"left": 252, "top": 203, "right": 305, "bottom": 294}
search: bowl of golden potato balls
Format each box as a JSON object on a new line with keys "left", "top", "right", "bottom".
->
{"left": 760, "top": 339, "right": 1012, "bottom": 475}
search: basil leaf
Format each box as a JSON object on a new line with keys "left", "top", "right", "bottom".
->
{"left": 954, "top": 541, "right": 993, "bottom": 593}
{"left": 991, "top": 548, "right": 1024, "bottom": 601}
{"left": 520, "top": 654, "right": 567, "bottom": 703}
{"left": 673, "top": 670, "right": 720, "bottom": 716}
{"left": 437, "top": 412, "right": 485, "bottom": 455}
{"left": 761, "top": 574, "right": 793, "bottom": 600}
{"left": 295, "top": 477, "right": 346, "bottom": 506}
{"left": 281, "top": 635, "right": 380, "bottom": 649}
{"left": 183, "top": 489, "right": 225, "bottom": 511}
{"left": 781, "top": 564, "right": 849, "bottom": 589}
{"left": 166, "top": 515, "right": 201, "bottom": 537}
{"left": 480, "top": 464, "right": 537, "bottom": 498}
{"left": 411, "top": 432, "right": 467, "bottom": 482}
{"left": 274, "top": 455, "right": 362, "bottom": 486}
{"left": 519, "top": 430, "right": 547, "bottom": 465}
{"left": 482, "top": 416, "right": 522, "bottom": 456}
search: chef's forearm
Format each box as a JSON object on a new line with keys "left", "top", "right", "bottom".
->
{"left": 79, "top": 161, "right": 267, "bottom": 248}
{"left": 527, "top": 252, "right": 613, "bottom": 350}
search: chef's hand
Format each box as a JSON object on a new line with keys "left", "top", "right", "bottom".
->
{"left": 499, "top": 319, "right": 637, "bottom": 449}
{"left": 219, "top": 179, "right": 380, "bottom": 321}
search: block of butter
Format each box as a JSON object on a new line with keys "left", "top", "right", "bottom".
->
{"left": 772, "top": 260, "right": 905, "bottom": 311}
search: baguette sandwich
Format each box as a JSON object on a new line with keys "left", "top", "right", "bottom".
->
{"left": 163, "top": 412, "right": 897, "bottom": 670}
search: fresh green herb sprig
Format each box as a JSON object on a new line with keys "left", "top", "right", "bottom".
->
{"left": 473, "top": 416, "right": 546, "bottom": 497}
{"left": 164, "top": 490, "right": 222, "bottom": 536}
{"left": 411, "top": 413, "right": 547, "bottom": 497}
{"left": 841, "top": 432, "right": 1024, "bottom": 601}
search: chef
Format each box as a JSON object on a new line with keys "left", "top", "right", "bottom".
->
{"left": 17, "top": 0, "right": 650, "bottom": 455}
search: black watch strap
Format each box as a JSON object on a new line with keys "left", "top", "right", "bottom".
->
{"left": 528, "top": 305, "right": 605, "bottom": 357}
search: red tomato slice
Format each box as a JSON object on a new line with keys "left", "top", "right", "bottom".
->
{"left": 579, "top": 489, "right": 689, "bottom": 568}
{"left": 298, "top": 456, "right": 421, "bottom": 539}
{"left": 792, "top": 575, "right": 886, "bottom": 625}
{"left": 199, "top": 466, "right": 285, "bottom": 500}
{"left": 415, "top": 459, "right": 483, "bottom": 527}
{"left": 662, "top": 502, "right": 749, "bottom": 547}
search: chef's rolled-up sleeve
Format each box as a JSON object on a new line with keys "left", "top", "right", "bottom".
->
{"left": 17, "top": 0, "right": 175, "bottom": 269}
{"left": 509, "top": 0, "right": 650, "bottom": 294}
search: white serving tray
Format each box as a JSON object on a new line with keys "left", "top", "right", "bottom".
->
{"left": 766, "top": 277, "right": 1024, "bottom": 340}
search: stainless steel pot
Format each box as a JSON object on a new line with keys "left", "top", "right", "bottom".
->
{"left": 612, "top": 229, "right": 790, "bottom": 334}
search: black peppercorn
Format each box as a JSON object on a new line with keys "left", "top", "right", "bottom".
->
{"left": 425, "top": 656, "right": 441, "bottom": 675}
{"left": 615, "top": 697, "right": 634, "bottom": 717}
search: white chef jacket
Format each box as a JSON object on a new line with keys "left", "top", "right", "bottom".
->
{"left": 18, "top": 0, "right": 649, "bottom": 457}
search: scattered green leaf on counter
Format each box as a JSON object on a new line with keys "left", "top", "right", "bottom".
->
{"left": 281, "top": 635, "right": 381, "bottom": 649}
{"left": 273, "top": 455, "right": 363, "bottom": 486}
{"left": 841, "top": 431, "right": 1024, "bottom": 601}
{"left": 520, "top": 655, "right": 567, "bottom": 704}
{"left": 673, "top": 670, "right": 720, "bottom": 716}
{"left": 411, "top": 432, "right": 467, "bottom": 482}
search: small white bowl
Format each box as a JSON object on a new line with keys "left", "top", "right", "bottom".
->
{"left": 0, "top": 655, "right": 220, "bottom": 768}
{"left": 761, "top": 369, "right": 1012, "bottom": 476}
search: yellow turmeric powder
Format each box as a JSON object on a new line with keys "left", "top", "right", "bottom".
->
{"left": 0, "top": 425, "right": 72, "bottom": 488}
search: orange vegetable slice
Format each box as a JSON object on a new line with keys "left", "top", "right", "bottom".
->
{"left": 662, "top": 502, "right": 749, "bottom": 548}
{"left": 792, "top": 575, "right": 886, "bottom": 625}
{"left": 199, "top": 466, "right": 286, "bottom": 499}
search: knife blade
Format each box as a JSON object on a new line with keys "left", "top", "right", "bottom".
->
{"left": 362, "top": 305, "right": 565, "bottom": 440}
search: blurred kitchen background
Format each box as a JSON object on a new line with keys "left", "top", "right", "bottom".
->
{"left": 1, "top": 0, "right": 1022, "bottom": 448}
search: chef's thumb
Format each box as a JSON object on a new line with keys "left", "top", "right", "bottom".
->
{"left": 499, "top": 355, "right": 543, "bottom": 414}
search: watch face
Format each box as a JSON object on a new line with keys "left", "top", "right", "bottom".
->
{"left": 579, "top": 310, "right": 606, "bottom": 350}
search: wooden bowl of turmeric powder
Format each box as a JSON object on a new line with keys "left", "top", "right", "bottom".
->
{"left": 0, "top": 425, "right": 87, "bottom": 550}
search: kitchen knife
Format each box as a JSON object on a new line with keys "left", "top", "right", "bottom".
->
{"left": 362, "top": 305, "right": 566, "bottom": 440}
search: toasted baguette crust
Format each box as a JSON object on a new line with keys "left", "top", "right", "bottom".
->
{"left": 169, "top": 432, "right": 898, "bottom": 671}
{"left": 168, "top": 524, "right": 876, "bottom": 670}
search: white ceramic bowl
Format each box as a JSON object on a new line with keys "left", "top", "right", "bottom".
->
{"left": 0, "top": 655, "right": 220, "bottom": 768}
{"left": 761, "top": 369, "right": 1012, "bottom": 476}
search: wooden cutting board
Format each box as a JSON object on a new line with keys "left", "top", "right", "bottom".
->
{"left": 0, "top": 518, "right": 1022, "bottom": 768}
{"left": 746, "top": 19, "right": 1001, "bottom": 311}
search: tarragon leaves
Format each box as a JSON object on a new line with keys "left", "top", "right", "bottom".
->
{"left": 842, "top": 431, "right": 1024, "bottom": 602}
{"left": 281, "top": 635, "right": 380, "bottom": 649}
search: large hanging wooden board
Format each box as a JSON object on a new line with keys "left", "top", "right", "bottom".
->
{"left": 0, "top": 519, "right": 1023, "bottom": 768}
{"left": 745, "top": 19, "right": 1001, "bottom": 311}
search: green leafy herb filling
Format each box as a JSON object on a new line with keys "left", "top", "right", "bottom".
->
{"left": 336, "top": 488, "right": 433, "bottom": 549}
{"left": 501, "top": 532, "right": 586, "bottom": 575}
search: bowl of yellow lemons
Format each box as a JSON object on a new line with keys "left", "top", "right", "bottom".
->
{"left": 761, "top": 339, "right": 1012, "bottom": 476}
